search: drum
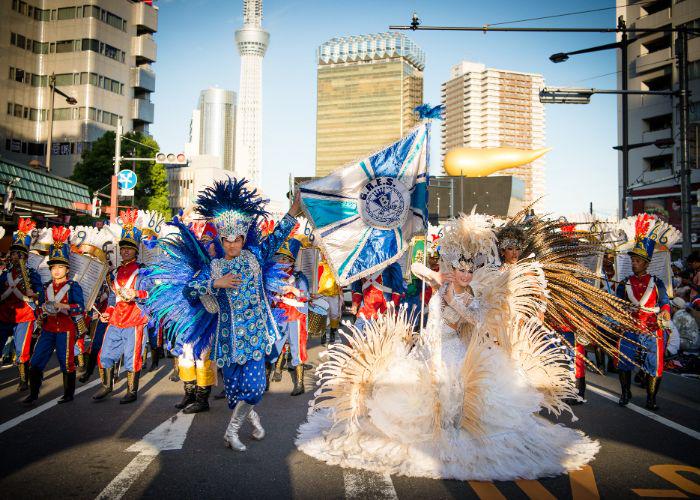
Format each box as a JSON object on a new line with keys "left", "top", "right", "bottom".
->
{"left": 308, "top": 298, "right": 329, "bottom": 337}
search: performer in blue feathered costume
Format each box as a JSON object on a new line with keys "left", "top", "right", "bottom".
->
{"left": 145, "top": 178, "right": 300, "bottom": 451}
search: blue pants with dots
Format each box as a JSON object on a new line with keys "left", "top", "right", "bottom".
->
{"left": 221, "top": 358, "right": 266, "bottom": 408}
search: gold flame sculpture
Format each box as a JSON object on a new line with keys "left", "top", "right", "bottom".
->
{"left": 444, "top": 147, "right": 552, "bottom": 177}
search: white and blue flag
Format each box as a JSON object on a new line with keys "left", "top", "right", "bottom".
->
{"left": 300, "top": 122, "right": 430, "bottom": 286}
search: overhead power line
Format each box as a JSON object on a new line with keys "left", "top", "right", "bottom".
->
{"left": 486, "top": 0, "right": 655, "bottom": 27}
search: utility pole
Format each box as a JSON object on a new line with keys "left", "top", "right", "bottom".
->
{"left": 619, "top": 17, "right": 631, "bottom": 217}
{"left": 678, "top": 29, "right": 692, "bottom": 257}
{"left": 111, "top": 118, "right": 122, "bottom": 223}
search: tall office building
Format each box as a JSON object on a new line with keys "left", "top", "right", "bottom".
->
{"left": 234, "top": 0, "right": 268, "bottom": 187}
{"left": 441, "top": 61, "right": 546, "bottom": 205}
{"left": 615, "top": 0, "right": 699, "bottom": 231}
{"left": 172, "top": 87, "right": 237, "bottom": 212}
{"left": 0, "top": 0, "right": 158, "bottom": 178}
{"left": 197, "top": 87, "right": 236, "bottom": 171}
{"left": 315, "top": 32, "right": 424, "bottom": 177}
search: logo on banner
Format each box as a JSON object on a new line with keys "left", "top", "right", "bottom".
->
{"left": 359, "top": 177, "right": 410, "bottom": 230}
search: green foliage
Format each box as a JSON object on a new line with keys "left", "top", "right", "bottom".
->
{"left": 70, "top": 130, "right": 170, "bottom": 217}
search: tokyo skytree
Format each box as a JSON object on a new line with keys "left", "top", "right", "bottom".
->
{"left": 234, "top": 0, "right": 269, "bottom": 187}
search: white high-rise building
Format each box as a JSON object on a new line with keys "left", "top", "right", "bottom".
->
{"left": 197, "top": 88, "right": 236, "bottom": 171}
{"left": 441, "top": 61, "right": 546, "bottom": 205}
{"left": 234, "top": 0, "right": 269, "bottom": 187}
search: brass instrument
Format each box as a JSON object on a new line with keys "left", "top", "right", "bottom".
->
{"left": 18, "top": 259, "right": 33, "bottom": 299}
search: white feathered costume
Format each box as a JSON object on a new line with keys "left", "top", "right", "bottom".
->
{"left": 296, "top": 212, "right": 599, "bottom": 481}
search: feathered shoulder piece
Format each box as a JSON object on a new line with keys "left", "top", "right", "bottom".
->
{"left": 142, "top": 217, "right": 217, "bottom": 357}
{"left": 440, "top": 208, "right": 499, "bottom": 269}
{"left": 618, "top": 214, "right": 680, "bottom": 260}
{"left": 505, "top": 208, "right": 643, "bottom": 371}
{"left": 196, "top": 178, "right": 269, "bottom": 244}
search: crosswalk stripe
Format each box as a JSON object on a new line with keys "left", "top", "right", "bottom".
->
{"left": 343, "top": 470, "right": 397, "bottom": 500}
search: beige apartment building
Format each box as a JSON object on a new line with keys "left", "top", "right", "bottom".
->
{"left": 315, "top": 32, "right": 424, "bottom": 177}
{"left": 0, "top": 0, "right": 157, "bottom": 178}
{"left": 441, "top": 61, "right": 546, "bottom": 205}
{"left": 616, "top": 0, "right": 699, "bottom": 236}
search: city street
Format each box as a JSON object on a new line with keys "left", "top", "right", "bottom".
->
{"left": 0, "top": 329, "right": 698, "bottom": 500}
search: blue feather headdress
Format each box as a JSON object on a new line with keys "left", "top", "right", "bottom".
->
{"left": 196, "top": 178, "right": 269, "bottom": 243}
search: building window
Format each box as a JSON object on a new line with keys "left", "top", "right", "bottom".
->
{"left": 645, "top": 154, "right": 673, "bottom": 171}
{"left": 643, "top": 113, "right": 672, "bottom": 132}
{"left": 642, "top": 73, "right": 672, "bottom": 91}
{"left": 33, "top": 41, "right": 49, "bottom": 54}
{"left": 640, "top": 0, "right": 671, "bottom": 16}
{"left": 57, "top": 7, "right": 76, "bottom": 20}
{"left": 55, "top": 40, "right": 74, "bottom": 54}
{"left": 641, "top": 32, "right": 671, "bottom": 54}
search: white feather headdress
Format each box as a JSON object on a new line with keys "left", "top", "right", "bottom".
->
{"left": 439, "top": 208, "right": 500, "bottom": 269}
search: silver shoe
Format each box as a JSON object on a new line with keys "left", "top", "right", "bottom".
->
{"left": 248, "top": 409, "right": 265, "bottom": 440}
{"left": 224, "top": 401, "right": 253, "bottom": 451}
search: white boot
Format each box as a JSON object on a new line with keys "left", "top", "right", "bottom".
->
{"left": 248, "top": 409, "right": 265, "bottom": 440}
{"left": 224, "top": 401, "right": 252, "bottom": 451}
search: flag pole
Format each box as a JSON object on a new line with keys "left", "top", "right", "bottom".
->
{"left": 419, "top": 234, "right": 428, "bottom": 335}
{"left": 418, "top": 115, "right": 433, "bottom": 336}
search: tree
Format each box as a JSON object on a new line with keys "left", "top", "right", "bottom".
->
{"left": 70, "top": 130, "right": 169, "bottom": 217}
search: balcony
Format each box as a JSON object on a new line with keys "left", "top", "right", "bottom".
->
{"left": 132, "top": 35, "right": 156, "bottom": 64}
{"left": 633, "top": 47, "right": 672, "bottom": 76}
{"left": 130, "top": 66, "right": 156, "bottom": 92}
{"left": 634, "top": 8, "right": 670, "bottom": 30}
{"left": 132, "top": 98, "right": 154, "bottom": 124}
{"left": 641, "top": 128, "right": 672, "bottom": 144}
{"left": 132, "top": 1, "right": 158, "bottom": 34}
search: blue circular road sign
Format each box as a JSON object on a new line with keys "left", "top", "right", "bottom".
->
{"left": 118, "top": 169, "right": 138, "bottom": 190}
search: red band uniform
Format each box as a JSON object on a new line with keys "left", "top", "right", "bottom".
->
{"left": 94, "top": 209, "right": 149, "bottom": 404}
{"left": 24, "top": 226, "right": 84, "bottom": 405}
{"left": 0, "top": 218, "right": 43, "bottom": 391}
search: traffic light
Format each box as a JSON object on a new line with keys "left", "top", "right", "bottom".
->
{"left": 155, "top": 152, "right": 187, "bottom": 165}
{"left": 91, "top": 196, "right": 102, "bottom": 217}
{"left": 3, "top": 188, "right": 16, "bottom": 216}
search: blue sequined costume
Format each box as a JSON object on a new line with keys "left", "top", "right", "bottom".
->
{"left": 187, "top": 214, "right": 296, "bottom": 406}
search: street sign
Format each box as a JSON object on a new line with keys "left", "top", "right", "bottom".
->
{"left": 118, "top": 169, "right": 138, "bottom": 190}
{"left": 119, "top": 188, "right": 134, "bottom": 197}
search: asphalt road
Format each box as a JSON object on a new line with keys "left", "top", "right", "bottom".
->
{"left": 1, "top": 331, "right": 699, "bottom": 500}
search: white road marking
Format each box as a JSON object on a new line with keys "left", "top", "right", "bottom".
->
{"left": 587, "top": 384, "right": 700, "bottom": 441}
{"left": 343, "top": 470, "right": 398, "bottom": 500}
{"left": 95, "top": 411, "right": 195, "bottom": 500}
{"left": 0, "top": 364, "right": 132, "bottom": 435}
{"left": 0, "top": 378, "right": 101, "bottom": 435}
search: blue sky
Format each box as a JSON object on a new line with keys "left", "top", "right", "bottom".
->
{"left": 152, "top": 0, "right": 621, "bottom": 217}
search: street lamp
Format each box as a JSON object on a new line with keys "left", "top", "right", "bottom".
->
{"left": 46, "top": 73, "right": 78, "bottom": 173}
{"left": 548, "top": 17, "right": 633, "bottom": 217}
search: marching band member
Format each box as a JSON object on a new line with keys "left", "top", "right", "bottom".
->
{"left": 272, "top": 237, "right": 310, "bottom": 396}
{"left": 0, "top": 218, "right": 42, "bottom": 391}
{"left": 93, "top": 209, "right": 150, "bottom": 404}
{"left": 23, "top": 227, "right": 84, "bottom": 405}
{"left": 350, "top": 262, "right": 404, "bottom": 332}
{"left": 615, "top": 215, "right": 672, "bottom": 411}
{"left": 316, "top": 253, "right": 343, "bottom": 345}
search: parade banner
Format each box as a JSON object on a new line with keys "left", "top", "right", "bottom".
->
{"left": 299, "top": 122, "right": 430, "bottom": 286}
